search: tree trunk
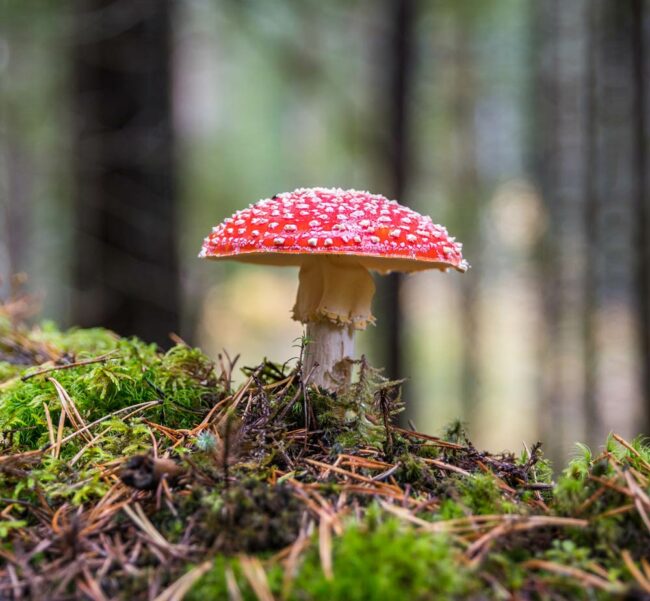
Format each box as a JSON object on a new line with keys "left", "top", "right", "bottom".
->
{"left": 582, "top": 0, "right": 601, "bottom": 445}
{"left": 71, "top": 0, "right": 179, "bottom": 347}
{"left": 532, "top": 0, "right": 567, "bottom": 464}
{"left": 593, "top": 0, "right": 643, "bottom": 439}
{"left": 379, "top": 0, "right": 415, "bottom": 387}
{"left": 449, "top": 14, "right": 481, "bottom": 427}
{"left": 631, "top": 0, "right": 650, "bottom": 436}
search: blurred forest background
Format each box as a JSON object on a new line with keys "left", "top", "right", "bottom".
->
{"left": 1, "top": 0, "right": 649, "bottom": 466}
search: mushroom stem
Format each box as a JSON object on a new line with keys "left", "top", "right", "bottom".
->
{"left": 292, "top": 257, "right": 375, "bottom": 328}
{"left": 304, "top": 321, "right": 355, "bottom": 391}
{"left": 293, "top": 256, "right": 375, "bottom": 391}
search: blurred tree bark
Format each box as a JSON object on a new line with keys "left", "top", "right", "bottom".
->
{"left": 376, "top": 0, "right": 416, "bottom": 387}
{"left": 71, "top": 0, "right": 179, "bottom": 347}
{"left": 533, "top": 0, "right": 567, "bottom": 462}
{"left": 2, "top": 143, "right": 32, "bottom": 284}
{"left": 631, "top": 0, "right": 650, "bottom": 435}
{"left": 594, "top": 0, "right": 644, "bottom": 438}
{"left": 448, "top": 12, "right": 481, "bottom": 426}
{"left": 533, "top": 0, "right": 593, "bottom": 461}
{"left": 582, "top": 0, "right": 600, "bottom": 446}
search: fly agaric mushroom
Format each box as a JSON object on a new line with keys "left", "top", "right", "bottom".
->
{"left": 200, "top": 187, "right": 468, "bottom": 391}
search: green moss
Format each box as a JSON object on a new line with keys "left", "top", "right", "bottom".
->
{"left": 417, "top": 444, "right": 442, "bottom": 459}
{"left": 395, "top": 452, "right": 432, "bottom": 486}
{"left": 182, "top": 479, "right": 304, "bottom": 553}
{"left": 0, "top": 361, "right": 20, "bottom": 382}
{"left": 0, "top": 325, "right": 224, "bottom": 450}
{"left": 458, "top": 473, "right": 517, "bottom": 515}
{"left": 551, "top": 439, "right": 650, "bottom": 560}
{"left": 442, "top": 419, "right": 471, "bottom": 445}
{"left": 189, "top": 517, "right": 473, "bottom": 601}
{"left": 32, "top": 321, "right": 121, "bottom": 354}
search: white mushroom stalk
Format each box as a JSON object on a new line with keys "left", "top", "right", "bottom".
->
{"left": 292, "top": 256, "right": 375, "bottom": 390}
{"left": 199, "top": 187, "right": 468, "bottom": 393}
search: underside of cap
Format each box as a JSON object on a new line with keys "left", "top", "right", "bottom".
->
{"left": 203, "top": 250, "right": 466, "bottom": 275}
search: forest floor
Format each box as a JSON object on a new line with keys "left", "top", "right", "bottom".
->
{"left": 0, "top": 292, "right": 649, "bottom": 600}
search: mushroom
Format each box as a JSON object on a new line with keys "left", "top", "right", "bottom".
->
{"left": 199, "top": 187, "right": 468, "bottom": 391}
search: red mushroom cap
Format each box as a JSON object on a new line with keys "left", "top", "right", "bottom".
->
{"left": 199, "top": 187, "right": 468, "bottom": 274}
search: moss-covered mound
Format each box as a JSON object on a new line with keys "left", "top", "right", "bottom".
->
{"left": 1, "top": 303, "right": 649, "bottom": 600}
